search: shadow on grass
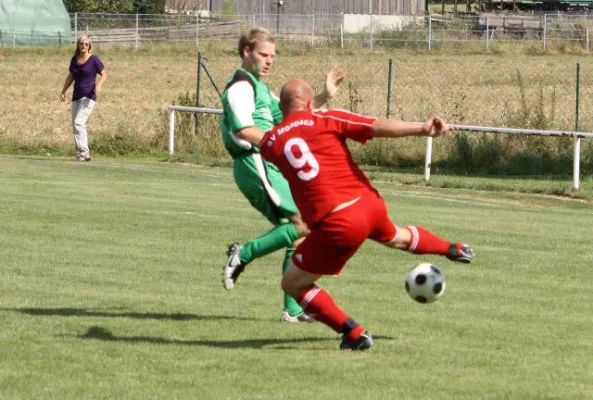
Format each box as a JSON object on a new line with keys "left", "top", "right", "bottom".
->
{"left": 5, "top": 307, "right": 262, "bottom": 322}
{"left": 74, "top": 326, "right": 395, "bottom": 350}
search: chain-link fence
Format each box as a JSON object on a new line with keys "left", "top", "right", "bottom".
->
{"left": 3, "top": 12, "right": 593, "bottom": 51}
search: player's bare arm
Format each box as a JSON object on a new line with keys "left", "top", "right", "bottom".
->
{"left": 370, "top": 117, "right": 453, "bottom": 138}
{"left": 313, "top": 66, "right": 345, "bottom": 108}
{"left": 422, "top": 116, "right": 454, "bottom": 137}
{"left": 235, "top": 126, "right": 265, "bottom": 145}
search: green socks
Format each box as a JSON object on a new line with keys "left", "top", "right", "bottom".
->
{"left": 282, "top": 246, "right": 304, "bottom": 316}
{"left": 238, "top": 223, "right": 299, "bottom": 264}
{"left": 237, "top": 223, "right": 303, "bottom": 317}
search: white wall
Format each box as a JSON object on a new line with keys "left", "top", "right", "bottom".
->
{"left": 343, "top": 14, "right": 423, "bottom": 33}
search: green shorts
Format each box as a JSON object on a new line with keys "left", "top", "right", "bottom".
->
{"left": 233, "top": 153, "right": 298, "bottom": 225}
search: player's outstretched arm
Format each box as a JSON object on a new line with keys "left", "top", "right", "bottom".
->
{"left": 370, "top": 117, "right": 453, "bottom": 139}
{"left": 313, "top": 66, "right": 345, "bottom": 108}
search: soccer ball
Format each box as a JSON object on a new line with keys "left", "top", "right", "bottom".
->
{"left": 405, "top": 263, "right": 446, "bottom": 304}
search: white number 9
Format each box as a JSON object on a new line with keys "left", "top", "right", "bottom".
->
{"left": 284, "top": 138, "right": 319, "bottom": 181}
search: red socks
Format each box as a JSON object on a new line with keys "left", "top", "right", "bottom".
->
{"left": 298, "top": 285, "right": 364, "bottom": 340}
{"left": 406, "top": 226, "right": 451, "bottom": 255}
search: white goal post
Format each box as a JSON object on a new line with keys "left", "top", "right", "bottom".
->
{"left": 168, "top": 105, "right": 592, "bottom": 191}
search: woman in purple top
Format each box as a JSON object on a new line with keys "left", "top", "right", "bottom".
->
{"left": 60, "top": 35, "right": 107, "bottom": 161}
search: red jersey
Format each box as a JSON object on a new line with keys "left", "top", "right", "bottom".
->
{"left": 260, "top": 108, "right": 377, "bottom": 227}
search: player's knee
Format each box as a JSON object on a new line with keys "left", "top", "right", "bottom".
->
{"left": 281, "top": 274, "right": 299, "bottom": 298}
{"left": 388, "top": 225, "right": 412, "bottom": 250}
{"left": 281, "top": 261, "right": 309, "bottom": 298}
{"left": 289, "top": 214, "right": 310, "bottom": 238}
{"left": 295, "top": 223, "right": 310, "bottom": 238}
{"left": 292, "top": 236, "right": 306, "bottom": 248}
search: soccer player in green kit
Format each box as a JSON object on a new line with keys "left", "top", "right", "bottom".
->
{"left": 220, "top": 27, "right": 344, "bottom": 322}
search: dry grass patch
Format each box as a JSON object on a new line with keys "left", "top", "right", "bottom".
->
{"left": 0, "top": 44, "right": 592, "bottom": 173}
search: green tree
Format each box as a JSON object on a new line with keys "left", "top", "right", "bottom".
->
{"left": 222, "top": 0, "right": 238, "bottom": 16}
{"left": 133, "top": 0, "right": 166, "bottom": 14}
{"left": 63, "top": 0, "right": 134, "bottom": 13}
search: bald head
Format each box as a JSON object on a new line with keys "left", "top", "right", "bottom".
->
{"left": 279, "top": 79, "right": 315, "bottom": 117}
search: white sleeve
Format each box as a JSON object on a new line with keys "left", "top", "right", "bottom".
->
{"left": 227, "top": 81, "right": 256, "bottom": 129}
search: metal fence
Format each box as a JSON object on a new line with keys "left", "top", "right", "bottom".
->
{"left": 3, "top": 12, "right": 593, "bottom": 50}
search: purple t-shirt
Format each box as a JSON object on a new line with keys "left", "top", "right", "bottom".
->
{"left": 68, "top": 55, "right": 104, "bottom": 102}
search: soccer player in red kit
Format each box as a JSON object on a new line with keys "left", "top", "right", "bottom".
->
{"left": 259, "top": 79, "right": 473, "bottom": 351}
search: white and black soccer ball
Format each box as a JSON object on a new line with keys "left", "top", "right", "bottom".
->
{"left": 405, "top": 263, "right": 446, "bottom": 304}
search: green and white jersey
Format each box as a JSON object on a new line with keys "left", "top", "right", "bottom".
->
{"left": 220, "top": 68, "right": 283, "bottom": 158}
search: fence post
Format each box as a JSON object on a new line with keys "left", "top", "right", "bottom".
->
{"left": 74, "top": 12, "right": 78, "bottom": 41}
{"left": 340, "top": 23, "right": 344, "bottom": 49}
{"left": 196, "top": 14, "right": 199, "bottom": 48}
{"left": 311, "top": 14, "right": 315, "bottom": 48}
{"left": 370, "top": 14, "right": 374, "bottom": 52}
{"left": 12, "top": 11, "right": 15, "bottom": 47}
{"left": 386, "top": 58, "right": 393, "bottom": 118}
{"left": 135, "top": 13, "right": 139, "bottom": 49}
{"left": 428, "top": 15, "right": 432, "bottom": 50}
{"left": 252, "top": 13, "right": 256, "bottom": 28}
{"left": 169, "top": 110, "right": 176, "bottom": 155}
{"left": 424, "top": 137, "right": 433, "bottom": 181}
{"left": 543, "top": 14, "right": 547, "bottom": 50}
{"left": 572, "top": 61, "right": 581, "bottom": 191}
{"left": 195, "top": 52, "right": 202, "bottom": 133}
{"left": 486, "top": 15, "right": 489, "bottom": 50}
{"left": 200, "top": 58, "right": 222, "bottom": 99}
{"left": 575, "top": 62, "right": 580, "bottom": 132}
{"left": 573, "top": 136, "right": 581, "bottom": 190}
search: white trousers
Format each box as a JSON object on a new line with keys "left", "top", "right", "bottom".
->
{"left": 71, "top": 97, "right": 96, "bottom": 158}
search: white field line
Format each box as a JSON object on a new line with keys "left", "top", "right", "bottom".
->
{"left": 0, "top": 180, "right": 235, "bottom": 187}
{"left": 3, "top": 179, "right": 592, "bottom": 216}
{"left": 379, "top": 190, "right": 593, "bottom": 215}
{"left": 79, "top": 160, "right": 235, "bottom": 181}
{"left": 381, "top": 190, "right": 494, "bottom": 207}
{"left": 2, "top": 158, "right": 590, "bottom": 214}
{"left": 148, "top": 211, "right": 234, "bottom": 220}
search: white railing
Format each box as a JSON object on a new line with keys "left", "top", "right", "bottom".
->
{"left": 168, "top": 105, "right": 222, "bottom": 155}
{"left": 426, "top": 125, "right": 593, "bottom": 190}
{"left": 168, "top": 105, "right": 593, "bottom": 191}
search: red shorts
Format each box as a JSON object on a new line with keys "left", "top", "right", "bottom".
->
{"left": 292, "top": 189, "right": 397, "bottom": 276}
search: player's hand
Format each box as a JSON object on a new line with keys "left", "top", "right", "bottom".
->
{"left": 95, "top": 84, "right": 102, "bottom": 96}
{"left": 422, "top": 117, "right": 453, "bottom": 137}
{"left": 324, "top": 66, "right": 346, "bottom": 100}
{"left": 59, "top": 92, "right": 65, "bottom": 102}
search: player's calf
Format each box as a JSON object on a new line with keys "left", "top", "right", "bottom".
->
{"left": 386, "top": 226, "right": 473, "bottom": 264}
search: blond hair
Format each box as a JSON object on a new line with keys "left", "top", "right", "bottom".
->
{"left": 238, "top": 27, "right": 274, "bottom": 59}
{"left": 74, "top": 35, "right": 92, "bottom": 57}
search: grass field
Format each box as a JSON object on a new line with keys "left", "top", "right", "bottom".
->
{"left": 1, "top": 155, "right": 592, "bottom": 399}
